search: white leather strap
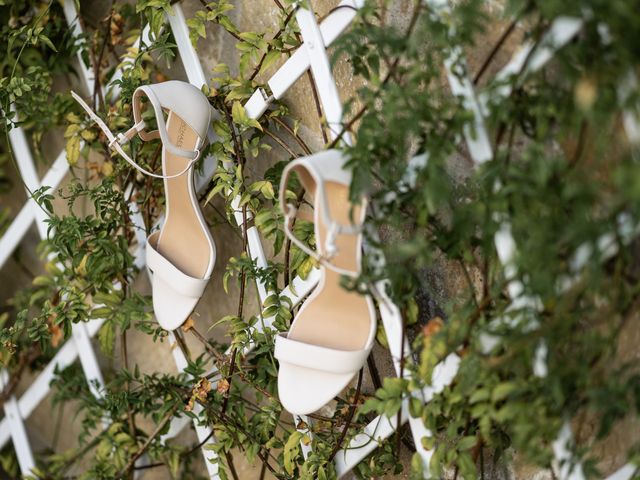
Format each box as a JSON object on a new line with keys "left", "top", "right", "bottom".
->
{"left": 132, "top": 86, "right": 202, "bottom": 160}
{"left": 146, "top": 232, "right": 209, "bottom": 298}
{"left": 70, "top": 91, "right": 200, "bottom": 179}
{"left": 274, "top": 333, "right": 368, "bottom": 374}
{"left": 279, "top": 150, "right": 363, "bottom": 277}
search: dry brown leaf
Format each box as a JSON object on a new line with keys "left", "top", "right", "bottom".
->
{"left": 186, "top": 377, "right": 212, "bottom": 411}
{"left": 193, "top": 377, "right": 212, "bottom": 402}
{"left": 181, "top": 316, "right": 195, "bottom": 332}
{"left": 216, "top": 378, "right": 230, "bottom": 395}
{"left": 48, "top": 314, "right": 63, "bottom": 348}
{"left": 423, "top": 316, "right": 444, "bottom": 338}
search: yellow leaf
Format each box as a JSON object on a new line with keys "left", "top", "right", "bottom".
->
{"left": 65, "top": 136, "right": 80, "bottom": 166}
{"left": 80, "top": 129, "right": 96, "bottom": 141}
{"left": 64, "top": 123, "right": 80, "bottom": 138}
{"left": 75, "top": 253, "right": 89, "bottom": 276}
{"left": 102, "top": 161, "right": 114, "bottom": 176}
{"left": 231, "top": 101, "right": 248, "bottom": 125}
{"left": 65, "top": 112, "right": 81, "bottom": 123}
{"left": 575, "top": 76, "right": 597, "bottom": 111}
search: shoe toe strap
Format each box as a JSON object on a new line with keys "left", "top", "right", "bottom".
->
{"left": 146, "top": 232, "right": 209, "bottom": 298}
{"left": 274, "top": 333, "right": 369, "bottom": 374}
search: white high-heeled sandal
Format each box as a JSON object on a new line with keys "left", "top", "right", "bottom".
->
{"left": 275, "top": 149, "right": 376, "bottom": 415}
{"left": 72, "top": 81, "right": 216, "bottom": 331}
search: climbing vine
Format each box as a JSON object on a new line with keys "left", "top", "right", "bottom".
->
{"left": 1, "top": 0, "right": 640, "bottom": 479}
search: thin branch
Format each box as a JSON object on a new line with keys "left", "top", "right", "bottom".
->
{"left": 121, "top": 329, "right": 138, "bottom": 449}
{"left": 197, "top": 0, "right": 242, "bottom": 41}
{"left": 224, "top": 451, "right": 240, "bottom": 480}
{"left": 367, "top": 354, "right": 383, "bottom": 390}
{"left": 328, "top": 368, "right": 363, "bottom": 461}
{"left": 249, "top": 7, "right": 296, "bottom": 81}
{"left": 473, "top": 17, "right": 519, "bottom": 85}
{"left": 220, "top": 203, "right": 248, "bottom": 417}
{"left": 0, "top": 345, "right": 40, "bottom": 408}
{"left": 271, "top": 116, "right": 313, "bottom": 155}
{"left": 118, "top": 406, "right": 179, "bottom": 478}
{"left": 263, "top": 127, "right": 301, "bottom": 158}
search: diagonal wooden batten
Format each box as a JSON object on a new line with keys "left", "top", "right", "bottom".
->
{"left": 166, "top": 331, "right": 220, "bottom": 477}
{"left": 604, "top": 464, "right": 638, "bottom": 480}
{"left": 1, "top": 368, "right": 36, "bottom": 473}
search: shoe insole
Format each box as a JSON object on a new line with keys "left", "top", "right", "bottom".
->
{"left": 156, "top": 112, "right": 210, "bottom": 278}
{"left": 288, "top": 182, "right": 372, "bottom": 352}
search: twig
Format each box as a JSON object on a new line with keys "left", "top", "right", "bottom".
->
{"left": 117, "top": 251, "right": 137, "bottom": 479}
{"left": 263, "top": 128, "right": 301, "bottom": 158}
{"left": 121, "top": 329, "right": 138, "bottom": 448}
{"left": 271, "top": 116, "right": 313, "bottom": 155}
{"left": 459, "top": 258, "right": 480, "bottom": 307}
{"left": 569, "top": 120, "right": 588, "bottom": 167}
{"left": 367, "top": 354, "right": 383, "bottom": 390}
{"left": 118, "top": 406, "right": 179, "bottom": 478}
{"left": 190, "top": 326, "right": 225, "bottom": 363}
{"left": 259, "top": 457, "right": 268, "bottom": 480}
{"left": 473, "top": 17, "right": 519, "bottom": 85}
{"left": 395, "top": 308, "right": 407, "bottom": 458}
{"left": 224, "top": 451, "right": 240, "bottom": 480}
{"left": 220, "top": 100, "right": 248, "bottom": 168}
{"left": 220, "top": 204, "right": 248, "bottom": 417}
{"left": 328, "top": 368, "right": 363, "bottom": 461}
{"left": 0, "top": 345, "right": 40, "bottom": 408}
{"left": 249, "top": 8, "right": 296, "bottom": 81}
{"left": 197, "top": 0, "right": 242, "bottom": 41}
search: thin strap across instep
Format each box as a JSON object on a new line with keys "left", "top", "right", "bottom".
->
{"left": 274, "top": 333, "right": 369, "bottom": 374}
{"left": 146, "top": 232, "right": 209, "bottom": 297}
{"left": 70, "top": 91, "right": 200, "bottom": 179}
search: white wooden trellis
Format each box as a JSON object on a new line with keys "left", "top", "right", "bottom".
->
{"left": 2, "top": 1, "right": 640, "bottom": 479}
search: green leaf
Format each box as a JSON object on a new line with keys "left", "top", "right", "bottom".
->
{"left": 231, "top": 101, "right": 248, "bottom": 125}
{"left": 469, "top": 388, "right": 490, "bottom": 404}
{"left": 260, "top": 49, "right": 281, "bottom": 75}
{"left": 458, "top": 435, "right": 477, "bottom": 451}
{"left": 98, "top": 321, "right": 115, "bottom": 357}
{"left": 492, "top": 382, "right": 517, "bottom": 402}
{"left": 283, "top": 430, "right": 303, "bottom": 476}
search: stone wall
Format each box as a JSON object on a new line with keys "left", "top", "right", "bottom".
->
{"left": 2, "top": 0, "right": 638, "bottom": 478}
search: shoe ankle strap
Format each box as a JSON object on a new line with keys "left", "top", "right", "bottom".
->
{"left": 131, "top": 86, "right": 203, "bottom": 160}
{"left": 70, "top": 90, "right": 202, "bottom": 179}
{"left": 279, "top": 150, "right": 364, "bottom": 277}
